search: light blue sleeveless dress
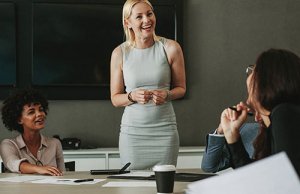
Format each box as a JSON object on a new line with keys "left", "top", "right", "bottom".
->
{"left": 119, "top": 38, "right": 179, "bottom": 170}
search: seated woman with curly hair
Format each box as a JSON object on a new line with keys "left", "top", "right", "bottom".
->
{"left": 0, "top": 88, "right": 65, "bottom": 176}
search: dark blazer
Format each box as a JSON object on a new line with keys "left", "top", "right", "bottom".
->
{"left": 228, "top": 103, "right": 300, "bottom": 177}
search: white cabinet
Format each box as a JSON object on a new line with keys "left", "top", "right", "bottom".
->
{"left": 107, "top": 153, "right": 122, "bottom": 169}
{"left": 177, "top": 147, "right": 204, "bottom": 169}
{"left": 0, "top": 146, "right": 205, "bottom": 172}
{"left": 64, "top": 157, "right": 106, "bottom": 171}
{"left": 63, "top": 148, "right": 119, "bottom": 171}
{"left": 64, "top": 147, "right": 204, "bottom": 171}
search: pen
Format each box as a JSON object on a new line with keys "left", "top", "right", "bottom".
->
{"left": 119, "top": 162, "right": 131, "bottom": 173}
{"left": 229, "top": 106, "right": 254, "bottom": 116}
{"left": 73, "top": 178, "right": 94, "bottom": 183}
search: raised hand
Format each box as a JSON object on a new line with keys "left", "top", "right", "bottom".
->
{"left": 221, "top": 102, "right": 249, "bottom": 144}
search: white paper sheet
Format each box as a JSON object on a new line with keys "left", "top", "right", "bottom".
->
{"left": 102, "top": 181, "right": 156, "bottom": 187}
{"left": 186, "top": 152, "right": 300, "bottom": 194}
{"left": 0, "top": 175, "right": 52, "bottom": 183}
{"left": 0, "top": 175, "right": 104, "bottom": 185}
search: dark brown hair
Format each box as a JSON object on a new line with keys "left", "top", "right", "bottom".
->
{"left": 251, "top": 48, "right": 300, "bottom": 159}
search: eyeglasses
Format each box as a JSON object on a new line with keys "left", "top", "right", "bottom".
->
{"left": 246, "top": 64, "right": 254, "bottom": 77}
{"left": 36, "top": 160, "right": 43, "bottom": 166}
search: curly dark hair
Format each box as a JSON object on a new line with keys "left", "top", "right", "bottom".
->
{"left": 1, "top": 88, "right": 49, "bottom": 134}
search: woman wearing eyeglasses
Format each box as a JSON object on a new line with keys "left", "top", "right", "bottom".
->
{"left": 220, "top": 48, "right": 300, "bottom": 176}
{"left": 0, "top": 89, "right": 65, "bottom": 176}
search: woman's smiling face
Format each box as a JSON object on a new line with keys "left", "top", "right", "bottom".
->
{"left": 18, "top": 103, "right": 46, "bottom": 132}
{"left": 126, "top": 2, "right": 156, "bottom": 41}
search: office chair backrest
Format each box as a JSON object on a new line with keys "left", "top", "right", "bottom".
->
{"left": 65, "top": 161, "right": 75, "bottom": 171}
{"left": 1, "top": 162, "right": 6, "bottom": 173}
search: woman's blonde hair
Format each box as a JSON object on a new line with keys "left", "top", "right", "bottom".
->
{"left": 122, "top": 0, "right": 159, "bottom": 47}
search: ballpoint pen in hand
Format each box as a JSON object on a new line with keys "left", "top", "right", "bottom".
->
{"left": 229, "top": 106, "right": 254, "bottom": 116}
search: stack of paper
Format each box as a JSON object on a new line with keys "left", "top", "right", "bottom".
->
{"left": 0, "top": 176, "right": 104, "bottom": 185}
{"left": 186, "top": 152, "right": 300, "bottom": 194}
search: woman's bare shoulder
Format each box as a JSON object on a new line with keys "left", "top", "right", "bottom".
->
{"left": 111, "top": 44, "right": 123, "bottom": 57}
{"left": 162, "top": 38, "right": 183, "bottom": 58}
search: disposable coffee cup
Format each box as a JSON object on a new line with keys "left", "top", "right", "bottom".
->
{"left": 153, "top": 165, "right": 176, "bottom": 194}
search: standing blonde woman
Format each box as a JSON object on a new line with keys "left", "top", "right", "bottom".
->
{"left": 110, "top": 0, "right": 186, "bottom": 169}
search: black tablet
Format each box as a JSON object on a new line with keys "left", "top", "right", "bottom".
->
{"left": 107, "top": 172, "right": 216, "bottom": 182}
{"left": 90, "top": 169, "right": 130, "bottom": 175}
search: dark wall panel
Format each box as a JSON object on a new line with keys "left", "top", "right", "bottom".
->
{"left": 0, "top": 3, "right": 16, "bottom": 86}
{"left": 2, "top": 0, "right": 300, "bottom": 148}
{"left": 0, "top": 0, "right": 182, "bottom": 100}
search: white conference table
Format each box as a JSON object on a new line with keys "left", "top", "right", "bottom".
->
{"left": 0, "top": 169, "right": 205, "bottom": 194}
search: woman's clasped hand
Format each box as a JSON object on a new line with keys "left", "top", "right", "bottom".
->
{"left": 129, "top": 89, "right": 170, "bottom": 105}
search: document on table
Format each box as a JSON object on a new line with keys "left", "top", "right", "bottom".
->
{"left": 0, "top": 175, "right": 104, "bottom": 185}
{"left": 0, "top": 175, "right": 50, "bottom": 183}
{"left": 186, "top": 152, "right": 300, "bottom": 194}
{"left": 103, "top": 181, "right": 156, "bottom": 187}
